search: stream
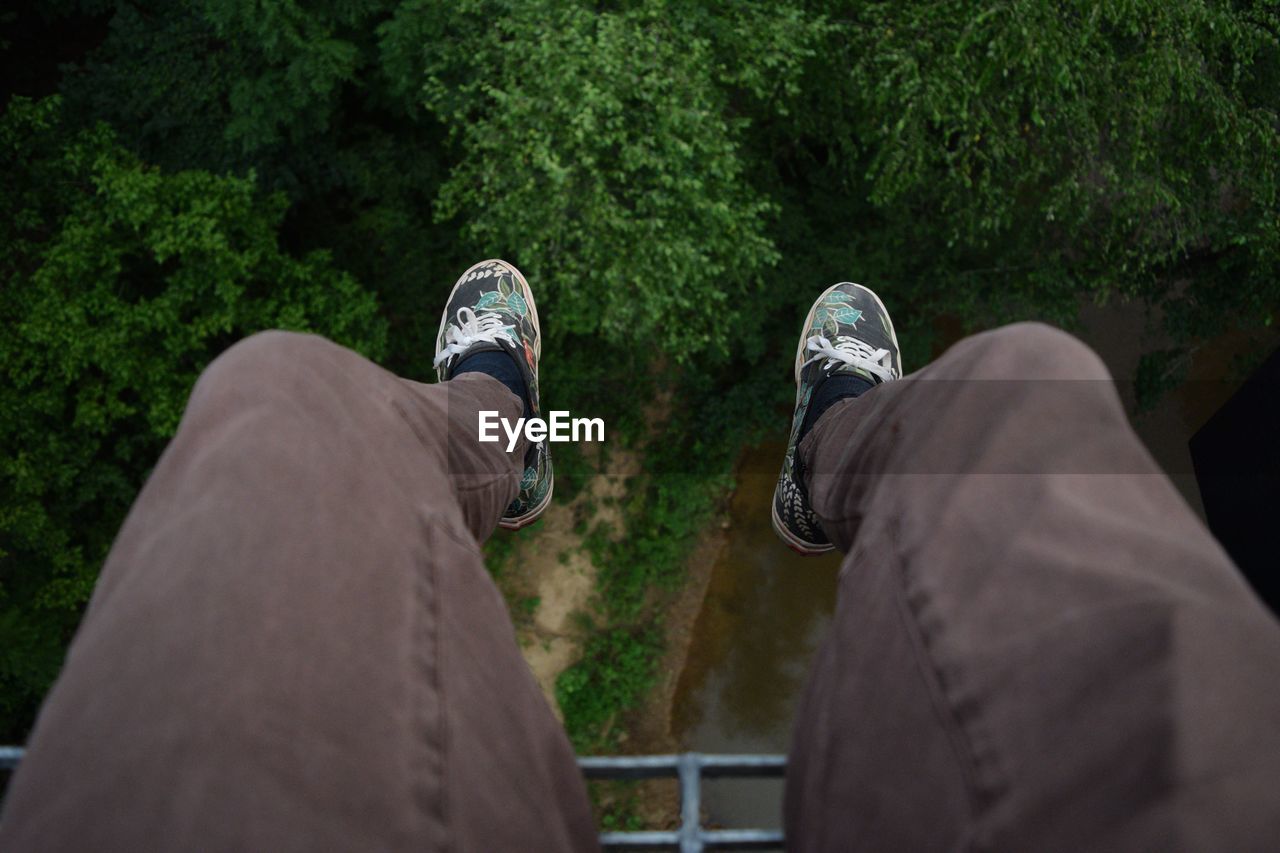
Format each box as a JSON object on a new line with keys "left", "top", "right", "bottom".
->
{"left": 670, "top": 441, "right": 841, "bottom": 830}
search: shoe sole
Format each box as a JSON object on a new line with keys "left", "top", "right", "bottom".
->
{"left": 437, "top": 259, "right": 552, "bottom": 531}
{"left": 770, "top": 499, "right": 835, "bottom": 556}
{"left": 501, "top": 475, "right": 554, "bottom": 530}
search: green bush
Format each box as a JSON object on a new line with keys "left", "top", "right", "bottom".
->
{"left": 556, "top": 626, "right": 663, "bottom": 752}
{"left": 0, "top": 97, "right": 386, "bottom": 739}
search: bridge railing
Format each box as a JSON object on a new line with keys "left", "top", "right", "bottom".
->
{"left": 1, "top": 748, "right": 786, "bottom": 851}
{"left": 579, "top": 752, "right": 786, "bottom": 851}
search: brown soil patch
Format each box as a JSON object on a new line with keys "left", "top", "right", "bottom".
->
{"left": 505, "top": 446, "right": 640, "bottom": 715}
{"left": 496, "top": 431, "right": 733, "bottom": 831}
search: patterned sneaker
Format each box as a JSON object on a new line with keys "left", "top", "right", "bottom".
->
{"left": 771, "top": 282, "right": 902, "bottom": 554}
{"left": 434, "top": 259, "right": 552, "bottom": 530}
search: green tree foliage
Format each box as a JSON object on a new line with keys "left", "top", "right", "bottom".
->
{"left": 42, "top": 0, "right": 1280, "bottom": 363}
{"left": 383, "top": 1, "right": 815, "bottom": 360}
{"left": 55, "top": 0, "right": 1280, "bottom": 374}
{"left": 555, "top": 626, "right": 662, "bottom": 752}
{"left": 0, "top": 97, "right": 385, "bottom": 738}
{"left": 58, "top": 1, "right": 452, "bottom": 379}
{"left": 757, "top": 0, "right": 1280, "bottom": 371}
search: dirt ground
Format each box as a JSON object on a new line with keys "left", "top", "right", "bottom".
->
{"left": 496, "top": 442, "right": 731, "bottom": 830}
{"left": 502, "top": 446, "right": 639, "bottom": 716}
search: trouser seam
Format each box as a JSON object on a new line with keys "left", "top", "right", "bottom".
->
{"left": 887, "top": 519, "right": 989, "bottom": 848}
{"left": 413, "top": 515, "right": 452, "bottom": 851}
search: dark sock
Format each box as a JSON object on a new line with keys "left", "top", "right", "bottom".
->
{"left": 798, "top": 373, "right": 875, "bottom": 444}
{"left": 453, "top": 350, "right": 532, "bottom": 419}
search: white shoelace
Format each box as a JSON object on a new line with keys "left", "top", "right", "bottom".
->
{"left": 433, "top": 306, "right": 517, "bottom": 369}
{"left": 802, "top": 334, "right": 896, "bottom": 383}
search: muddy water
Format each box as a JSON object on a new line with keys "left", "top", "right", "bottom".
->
{"left": 670, "top": 441, "right": 842, "bottom": 829}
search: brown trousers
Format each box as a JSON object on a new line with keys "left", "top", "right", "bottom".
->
{"left": 3, "top": 324, "right": 1279, "bottom": 851}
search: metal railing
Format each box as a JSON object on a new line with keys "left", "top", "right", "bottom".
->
{"left": 579, "top": 753, "right": 785, "bottom": 851}
{"left": 1, "top": 748, "right": 785, "bottom": 851}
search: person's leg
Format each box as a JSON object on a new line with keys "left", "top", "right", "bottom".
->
{"left": 785, "top": 321, "right": 1280, "bottom": 851}
{"left": 0, "top": 332, "right": 595, "bottom": 844}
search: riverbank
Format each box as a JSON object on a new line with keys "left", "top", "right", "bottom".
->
{"left": 492, "top": 445, "right": 641, "bottom": 716}
{"left": 622, "top": 516, "right": 730, "bottom": 827}
{"left": 492, "top": 438, "right": 733, "bottom": 829}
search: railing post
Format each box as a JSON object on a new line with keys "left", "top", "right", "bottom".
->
{"left": 678, "top": 752, "right": 701, "bottom": 853}
{"left": 0, "top": 746, "right": 23, "bottom": 771}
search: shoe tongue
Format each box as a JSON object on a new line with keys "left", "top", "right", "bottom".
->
{"left": 838, "top": 364, "right": 877, "bottom": 383}
{"left": 443, "top": 340, "right": 508, "bottom": 379}
{"left": 806, "top": 359, "right": 876, "bottom": 385}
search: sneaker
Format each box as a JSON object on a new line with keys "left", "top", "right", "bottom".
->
{"left": 434, "top": 259, "right": 552, "bottom": 529}
{"left": 771, "top": 282, "right": 902, "bottom": 554}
